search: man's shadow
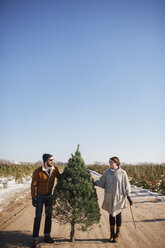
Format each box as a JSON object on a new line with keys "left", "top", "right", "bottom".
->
{"left": 0, "top": 230, "right": 32, "bottom": 248}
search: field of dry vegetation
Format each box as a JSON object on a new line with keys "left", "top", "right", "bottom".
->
{"left": 0, "top": 161, "right": 164, "bottom": 195}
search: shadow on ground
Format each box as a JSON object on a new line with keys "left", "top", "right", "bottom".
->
{"left": 124, "top": 218, "right": 165, "bottom": 223}
{"left": 55, "top": 237, "right": 109, "bottom": 243}
{"left": 0, "top": 232, "right": 111, "bottom": 247}
{"left": 0, "top": 230, "right": 34, "bottom": 248}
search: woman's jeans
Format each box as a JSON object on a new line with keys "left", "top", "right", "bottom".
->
{"left": 33, "top": 194, "right": 52, "bottom": 239}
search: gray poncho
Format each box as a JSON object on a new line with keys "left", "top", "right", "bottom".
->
{"left": 95, "top": 167, "right": 131, "bottom": 216}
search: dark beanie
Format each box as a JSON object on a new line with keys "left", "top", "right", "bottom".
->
{"left": 42, "top": 153, "right": 53, "bottom": 162}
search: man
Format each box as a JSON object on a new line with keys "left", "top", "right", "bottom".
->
{"left": 31, "top": 153, "right": 61, "bottom": 248}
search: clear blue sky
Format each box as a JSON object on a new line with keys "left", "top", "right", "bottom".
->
{"left": 0, "top": 0, "right": 165, "bottom": 164}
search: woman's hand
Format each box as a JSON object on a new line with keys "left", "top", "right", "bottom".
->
{"left": 127, "top": 196, "right": 133, "bottom": 205}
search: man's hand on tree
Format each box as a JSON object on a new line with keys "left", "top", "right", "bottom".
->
{"left": 93, "top": 180, "right": 96, "bottom": 186}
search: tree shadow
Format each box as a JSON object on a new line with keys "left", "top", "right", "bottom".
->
{"left": 141, "top": 218, "right": 165, "bottom": 223}
{"left": 55, "top": 237, "right": 109, "bottom": 243}
{"left": 133, "top": 200, "right": 160, "bottom": 203}
{"left": 54, "top": 237, "right": 71, "bottom": 243}
{"left": 76, "top": 238, "right": 109, "bottom": 243}
{"left": 124, "top": 218, "right": 165, "bottom": 223}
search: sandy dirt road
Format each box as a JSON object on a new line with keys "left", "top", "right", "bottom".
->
{"left": 0, "top": 182, "right": 165, "bottom": 248}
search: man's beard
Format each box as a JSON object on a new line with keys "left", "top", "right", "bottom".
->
{"left": 47, "top": 163, "right": 52, "bottom": 167}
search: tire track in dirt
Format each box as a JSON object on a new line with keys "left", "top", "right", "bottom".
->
{"left": 0, "top": 189, "right": 31, "bottom": 229}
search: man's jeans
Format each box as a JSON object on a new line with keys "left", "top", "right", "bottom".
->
{"left": 33, "top": 194, "right": 52, "bottom": 239}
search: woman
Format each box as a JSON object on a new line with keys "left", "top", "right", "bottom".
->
{"left": 94, "top": 156, "right": 133, "bottom": 243}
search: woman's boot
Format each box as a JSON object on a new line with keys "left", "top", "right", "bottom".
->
{"left": 114, "top": 226, "right": 121, "bottom": 242}
{"left": 109, "top": 226, "right": 115, "bottom": 242}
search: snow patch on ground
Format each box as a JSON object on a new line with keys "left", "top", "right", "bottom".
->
{"left": 0, "top": 176, "right": 31, "bottom": 212}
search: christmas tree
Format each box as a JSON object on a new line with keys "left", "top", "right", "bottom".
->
{"left": 52, "top": 145, "right": 100, "bottom": 242}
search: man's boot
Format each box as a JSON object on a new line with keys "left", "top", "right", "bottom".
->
{"left": 109, "top": 226, "right": 115, "bottom": 242}
{"left": 114, "top": 226, "right": 121, "bottom": 242}
{"left": 44, "top": 235, "right": 54, "bottom": 243}
{"left": 32, "top": 239, "right": 38, "bottom": 248}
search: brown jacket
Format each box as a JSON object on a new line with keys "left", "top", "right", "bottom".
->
{"left": 31, "top": 165, "right": 61, "bottom": 198}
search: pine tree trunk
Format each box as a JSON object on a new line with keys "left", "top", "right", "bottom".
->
{"left": 70, "top": 221, "right": 75, "bottom": 242}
